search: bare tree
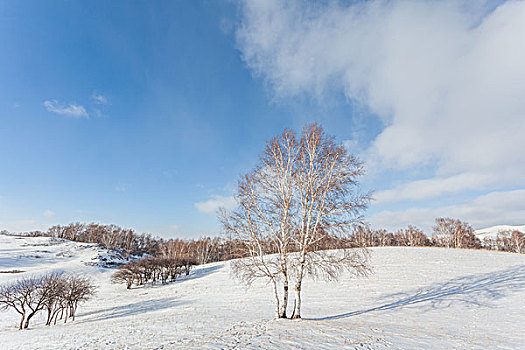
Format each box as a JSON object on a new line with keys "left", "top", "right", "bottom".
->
{"left": 222, "top": 124, "right": 371, "bottom": 319}
{"left": 0, "top": 280, "right": 29, "bottom": 329}
{"left": 350, "top": 226, "right": 377, "bottom": 247}
{"left": 375, "top": 229, "right": 393, "bottom": 246}
{"left": 0, "top": 273, "right": 95, "bottom": 329}
{"left": 63, "top": 275, "right": 95, "bottom": 321}
{"left": 42, "top": 272, "right": 67, "bottom": 326}
{"left": 0, "top": 276, "right": 52, "bottom": 329}
{"left": 433, "top": 218, "right": 481, "bottom": 249}
{"left": 510, "top": 230, "right": 525, "bottom": 253}
{"left": 289, "top": 124, "right": 371, "bottom": 318}
{"left": 394, "top": 226, "right": 429, "bottom": 247}
{"left": 496, "top": 230, "right": 525, "bottom": 253}
{"left": 221, "top": 128, "right": 299, "bottom": 318}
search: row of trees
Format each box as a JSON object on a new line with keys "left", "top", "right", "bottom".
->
{"left": 482, "top": 230, "right": 525, "bottom": 253}
{"left": 1, "top": 217, "right": 522, "bottom": 267}
{"left": 1, "top": 224, "right": 243, "bottom": 264}
{"left": 348, "top": 218, "right": 481, "bottom": 249}
{"left": 348, "top": 225, "right": 430, "bottom": 247}
{"left": 112, "top": 257, "right": 197, "bottom": 289}
{"left": 348, "top": 218, "right": 524, "bottom": 253}
{"left": 0, "top": 273, "right": 95, "bottom": 329}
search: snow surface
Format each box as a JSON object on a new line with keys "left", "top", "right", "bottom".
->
{"left": 1, "top": 234, "right": 524, "bottom": 349}
{"left": 475, "top": 224, "right": 525, "bottom": 240}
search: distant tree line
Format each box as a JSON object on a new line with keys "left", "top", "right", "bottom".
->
{"left": 0, "top": 223, "right": 242, "bottom": 264}
{"left": 0, "top": 273, "right": 95, "bottom": 330}
{"left": 345, "top": 217, "right": 523, "bottom": 254}
{"left": 0, "top": 217, "right": 522, "bottom": 274}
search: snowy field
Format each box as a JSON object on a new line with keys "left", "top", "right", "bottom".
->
{"left": 0, "top": 234, "right": 524, "bottom": 349}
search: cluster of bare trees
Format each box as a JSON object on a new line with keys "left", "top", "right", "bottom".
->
{"left": 483, "top": 230, "right": 525, "bottom": 253}
{"left": 112, "top": 257, "right": 197, "bottom": 289}
{"left": 348, "top": 218, "right": 525, "bottom": 254}
{"left": 0, "top": 273, "right": 95, "bottom": 329}
{"left": 158, "top": 237, "right": 243, "bottom": 264}
{"left": 48, "top": 223, "right": 161, "bottom": 256}
{"left": 222, "top": 124, "right": 372, "bottom": 319}
{"left": 3, "top": 224, "right": 246, "bottom": 265}
{"left": 4, "top": 223, "right": 161, "bottom": 257}
{"left": 431, "top": 218, "right": 481, "bottom": 249}
{"left": 348, "top": 225, "right": 430, "bottom": 247}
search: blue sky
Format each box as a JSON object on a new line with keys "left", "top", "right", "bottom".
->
{"left": 1, "top": 0, "right": 524, "bottom": 238}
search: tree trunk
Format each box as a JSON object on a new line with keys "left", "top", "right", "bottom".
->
{"left": 272, "top": 279, "right": 280, "bottom": 319}
{"left": 46, "top": 308, "right": 52, "bottom": 326}
{"left": 279, "top": 275, "right": 289, "bottom": 318}
{"left": 292, "top": 260, "right": 305, "bottom": 319}
{"left": 19, "top": 312, "right": 25, "bottom": 330}
{"left": 24, "top": 311, "right": 36, "bottom": 329}
{"left": 292, "top": 281, "right": 302, "bottom": 319}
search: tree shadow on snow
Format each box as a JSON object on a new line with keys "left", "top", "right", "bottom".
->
{"left": 308, "top": 264, "right": 525, "bottom": 321}
{"left": 177, "top": 264, "right": 223, "bottom": 282}
{"left": 76, "top": 297, "right": 188, "bottom": 323}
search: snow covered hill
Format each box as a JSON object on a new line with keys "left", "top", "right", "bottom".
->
{"left": 0, "top": 234, "right": 524, "bottom": 349}
{"left": 475, "top": 224, "right": 525, "bottom": 240}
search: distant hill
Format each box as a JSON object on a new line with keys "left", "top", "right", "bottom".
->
{"left": 475, "top": 225, "right": 525, "bottom": 240}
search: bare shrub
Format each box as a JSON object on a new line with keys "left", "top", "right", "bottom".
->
{"left": 0, "top": 273, "right": 94, "bottom": 329}
{"left": 112, "top": 256, "right": 196, "bottom": 289}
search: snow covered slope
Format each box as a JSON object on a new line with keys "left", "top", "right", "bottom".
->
{"left": 475, "top": 224, "right": 525, "bottom": 240}
{"left": 0, "top": 234, "right": 524, "bottom": 349}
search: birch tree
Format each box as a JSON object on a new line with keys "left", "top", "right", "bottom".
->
{"left": 433, "top": 218, "right": 481, "bottom": 249}
{"left": 290, "top": 123, "right": 371, "bottom": 319}
{"left": 221, "top": 128, "right": 298, "bottom": 318}
{"left": 222, "top": 124, "right": 371, "bottom": 319}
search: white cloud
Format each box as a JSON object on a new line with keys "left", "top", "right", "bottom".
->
{"left": 236, "top": 0, "right": 525, "bottom": 202}
{"left": 374, "top": 172, "right": 498, "bottom": 204}
{"left": 369, "top": 189, "right": 525, "bottom": 233}
{"left": 43, "top": 100, "right": 89, "bottom": 118}
{"left": 194, "top": 195, "right": 236, "bottom": 214}
{"left": 91, "top": 93, "right": 108, "bottom": 105}
{"left": 43, "top": 210, "right": 55, "bottom": 217}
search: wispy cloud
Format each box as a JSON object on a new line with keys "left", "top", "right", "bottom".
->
{"left": 369, "top": 190, "right": 525, "bottom": 233}
{"left": 374, "top": 173, "right": 496, "bottom": 204}
{"left": 43, "top": 100, "right": 89, "bottom": 118}
{"left": 194, "top": 195, "right": 236, "bottom": 214}
{"left": 91, "top": 92, "right": 108, "bottom": 105}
